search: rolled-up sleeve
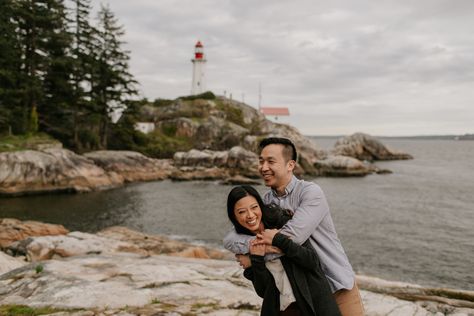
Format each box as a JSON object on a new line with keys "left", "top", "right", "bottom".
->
{"left": 223, "top": 227, "right": 254, "bottom": 254}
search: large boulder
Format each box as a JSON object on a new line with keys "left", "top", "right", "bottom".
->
{"left": 0, "top": 218, "right": 69, "bottom": 248}
{"left": 172, "top": 146, "right": 259, "bottom": 180}
{"left": 0, "top": 252, "right": 25, "bottom": 275}
{"left": 7, "top": 231, "right": 147, "bottom": 261}
{"left": 0, "top": 148, "right": 123, "bottom": 196}
{"left": 173, "top": 149, "right": 228, "bottom": 168}
{"left": 5, "top": 224, "right": 229, "bottom": 261}
{"left": 84, "top": 150, "right": 175, "bottom": 183}
{"left": 98, "top": 226, "right": 228, "bottom": 260}
{"left": 156, "top": 117, "right": 199, "bottom": 138}
{"left": 314, "top": 155, "right": 374, "bottom": 177}
{"left": 333, "top": 133, "right": 413, "bottom": 161}
{"left": 194, "top": 116, "right": 250, "bottom": 150}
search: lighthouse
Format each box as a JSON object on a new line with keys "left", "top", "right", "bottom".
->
{"left": 191, "top": 41, "right": 206, "bottom": 95}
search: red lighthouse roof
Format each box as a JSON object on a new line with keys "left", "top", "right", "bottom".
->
{"left": 195, "top": 41, "right": 203, "bottom": 47}
{"left": 260, "top": 107, "right": 290, "bottom": 116}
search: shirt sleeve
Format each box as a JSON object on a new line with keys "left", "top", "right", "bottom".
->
{"left": 279, "top": 183, "right": 329, "bottom": 245}
{"left": 223, "top": 227, "right": 254, "bottom": 254}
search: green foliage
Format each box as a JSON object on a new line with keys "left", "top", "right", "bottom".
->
{"left": 0, "top": 133, "right": 60, "bottom": 152}
{"left": 178, "top": 91, "right": 216, "bottom": 101}
{"left": 78, "top": 129, "right": 100, "bottom": 150}
{"left": 28, "top": 107, "right": 39, "bottom": 134}
{"left": 153, "top": 98, "right": 174, "bottom": 107}
{"left": 143, "top": 131, "right": 193, "bottom": 158}
{"left": 0, "top": 305, "right": 61, "bottom": 316}
{"left": 215, "top": 99, "right": 245, "bottom": 127}
{"left": 161, "top": 123, "right": 178, "bottom": 137}
{"left": 0, "top": 0, "right": 138, "bottom": 151}
{"left": 35, "top": 264, "right": 44, "bottom": 274}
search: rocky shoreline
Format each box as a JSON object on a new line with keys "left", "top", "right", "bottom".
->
{"left": 1, "top": 218, "right": 473, "bottom": 316}
{"left": 0, "top": 132, "right": 411, "bottom": 197}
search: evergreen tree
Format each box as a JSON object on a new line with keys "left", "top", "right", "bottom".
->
{"left": 70, "top": 0, "right": 99, "bottom": 149}
{"left": 0, "top": 0, "right": 22, "bottom": 134}
{"left": 41, "top": 0, "right": 75, "bottom": 141}
{"left": 94, "top": 4, "right": 137, "bottom": 148}
{"left": 14, "top": 0, "right": 52, "bottom": 133}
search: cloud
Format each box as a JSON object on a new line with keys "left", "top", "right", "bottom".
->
{"left": 90, "top": 0, "right": 474, "bottom": 135}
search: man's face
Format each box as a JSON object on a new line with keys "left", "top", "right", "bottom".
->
{"left": 258, "top": 144, "right": 294, "bottom": 190}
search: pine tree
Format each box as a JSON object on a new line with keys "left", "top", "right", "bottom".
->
{"left": 94, "top": 4, "right": 137, "bottom": 148}
{"left": 70, "top": 0, "right": 99, "bottom": 149}
{"left": 0, "top": 0, "right": 22, "bottom": 134}
{"left": 14, "top": 0, "right": 51, "bottom": 134}
{"left": 41, "top": 0, "right": 75, "bottom": 140}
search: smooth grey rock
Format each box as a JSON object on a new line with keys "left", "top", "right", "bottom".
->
{"left": 0, "top": 148, "right": 123, "bottom": 196}
{"left": 333, "top": 133, "right": 413, "bottom": 161}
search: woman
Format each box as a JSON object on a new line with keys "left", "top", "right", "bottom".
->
{"left": 226, "top": 185, "right": 341, "bottom": 316}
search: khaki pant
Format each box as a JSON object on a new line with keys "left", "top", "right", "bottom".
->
{"left": 334, "top": 281, "right": 365, "bottom": 316}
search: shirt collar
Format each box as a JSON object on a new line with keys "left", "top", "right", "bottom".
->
{"left": 271, "top": 175, "right": 298, "bottom": 198}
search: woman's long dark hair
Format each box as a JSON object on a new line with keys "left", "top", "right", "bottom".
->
{"left": 227, "top": 185, "right": 293, "bottom": 235}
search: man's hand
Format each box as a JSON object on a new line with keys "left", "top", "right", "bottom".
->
{"left": 265, "top": 245, "right": 283, "bottom": 254}
{"left": 249, "top": 239, "right": 266, "bottom": 256}
{"left": 256, "top": 229, "right": 279, "bottom": 245}
{"left": 235, "top": 254, "right": 251, "bottom": 269}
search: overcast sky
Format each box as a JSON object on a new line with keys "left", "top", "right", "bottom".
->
{"left": 90, "top": 0, "right": 474, "bottom": 136}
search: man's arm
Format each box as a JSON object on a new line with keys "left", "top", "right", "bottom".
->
{"left": 223, "top": 227, "right": 254, "bottom": 254}
{"left": 279, "top": 183, "right": 329, "bottom": 245}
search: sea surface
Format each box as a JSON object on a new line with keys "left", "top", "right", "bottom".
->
{"left": 1, "top": 138, "right": 473, "bottom": 291}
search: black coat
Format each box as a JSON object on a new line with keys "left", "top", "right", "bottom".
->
{"left": 244, "top": 233, "right": 342, "bottom": 316}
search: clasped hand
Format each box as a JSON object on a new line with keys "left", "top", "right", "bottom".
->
{"left": 249, "top": 229, "right": 282, "bottom": 256}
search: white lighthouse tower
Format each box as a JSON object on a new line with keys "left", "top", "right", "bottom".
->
{"left": 191, "top": 41, "right": 206, "bottom": 95}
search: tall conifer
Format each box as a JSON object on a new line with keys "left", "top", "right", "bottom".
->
{"left": 94, "top": 4, "right": 137, "bottom": 148}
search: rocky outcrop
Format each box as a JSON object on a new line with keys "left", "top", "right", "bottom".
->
{"left": 333, "top": 133, "right": 413, "bottom": 161}
{"left": 5, "top": 226, "right": 229, "bottom": 262}
{"left": 172, "top": 146, "right": 260, "bottom": 181}
{"left": 314, "top": 155, "right": 392, "bottom": 177}
{"left": 0, "top": 148, "right": 123, "bottom": 196}
{"left": 0, "top": 220, "right": 472, "bottom": 315}
{"left": 314, "top": 155, "right": 374, "bottom": 177}
{"left": 84, "top": 150, "right": 175, "bottom": 182}
{"left": 0, "top": 252, "right": 25, "bottom": 275}
{"left": 0, "top": 218, "right": 69, "bottom": 248}
{"left": 1, "top": 253, "right": 472, "bottom": 315}
{"left": 357, "top": 275, "right": 474, "bottom": 309}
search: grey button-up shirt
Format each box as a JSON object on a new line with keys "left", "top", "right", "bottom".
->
{"left": 223, "top": 176, "right": 355, "bottom": 293}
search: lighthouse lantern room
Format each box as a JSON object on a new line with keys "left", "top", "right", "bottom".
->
{"left": 191, "top": 41, "right": 207, "bottom": 95}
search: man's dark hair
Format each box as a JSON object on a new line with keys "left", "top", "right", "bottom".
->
{"left": 259, "top": 137, "right": 297, "bottom": 162}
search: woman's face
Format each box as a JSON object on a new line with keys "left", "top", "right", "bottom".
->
{"left": 234, "top": 195, "right": 263, "bottom": 234}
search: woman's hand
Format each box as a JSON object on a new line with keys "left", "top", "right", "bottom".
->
{"left": 256, "top": 229, "right": 279, "bottom": 245}
{"left": 249, "top": 239, "right": 266, "bottom": 256}
{"left": 235, "top": 254, "right": 251, "bottom": 269}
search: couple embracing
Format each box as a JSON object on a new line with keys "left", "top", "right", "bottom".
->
{"left": 224, "top": 137, "right": 365, "bottom": 316}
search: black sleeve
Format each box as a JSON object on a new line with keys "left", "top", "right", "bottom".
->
{"left": 246, "top": 254, "right": 274, "bottom": 298}
{"left": 272, "top": 232, "right": 320, "bottom": 270}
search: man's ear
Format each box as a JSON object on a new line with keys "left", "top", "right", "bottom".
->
{"left": 287, "top": 160, "right": 296, "bottom": 171}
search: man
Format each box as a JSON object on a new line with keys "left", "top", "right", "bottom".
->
{"left": 224, "top": 137, "right": 365, "bottom": 316}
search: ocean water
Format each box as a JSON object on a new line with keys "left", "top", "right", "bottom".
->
{"left": 1, "top": 138, "right": 473, "bottom": 291}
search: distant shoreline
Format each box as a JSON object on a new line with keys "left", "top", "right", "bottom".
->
{"left": 308, "top": 134, "right": 474, "bottom": 140}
